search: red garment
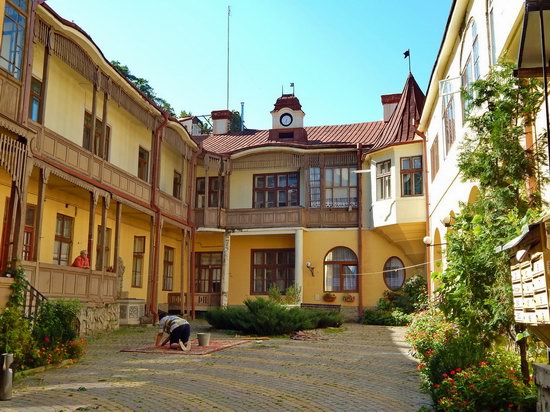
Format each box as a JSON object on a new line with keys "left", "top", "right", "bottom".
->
{"left": 72, "top": 256, "right": 90, "bottom": 268}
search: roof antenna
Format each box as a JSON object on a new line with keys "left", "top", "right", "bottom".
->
{"left": 290, "top": 82, "right": 295, "bottom": 96}
{"left": 281, "top": 84, "right": 284, "bottom": 96}
{"left": 226, "top": 5, "right": 231, "bottom": 109}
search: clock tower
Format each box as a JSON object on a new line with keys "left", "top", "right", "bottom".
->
{"left": 271, "top": 94, "right": 305, "bottom": 129}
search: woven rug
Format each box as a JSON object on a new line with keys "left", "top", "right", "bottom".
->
{"left": 120, "top": 338, "right": 249, "bottom": 356}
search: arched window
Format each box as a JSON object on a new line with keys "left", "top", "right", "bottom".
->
{"left": 383, "top": 257, "right": 405, "bottom": 291}
{"left": 324, "top": 247, "right": 358, "bottom": 292}
{"left": 461, "top": 19, "right": 480, "bottom": 117}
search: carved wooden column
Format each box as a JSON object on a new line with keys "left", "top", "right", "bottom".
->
{"left": 38, "top": 30, "right": 52, "bottom": 125}
{"left": 204, "top": 155, "right": 210, "bottom": 209}
{"left": 98, "top": 195, "right": 110, "bottom": 272}
{"left": 320, "top": 154, "right": 326, "bottom": 228}
{"left": 34, "top": 167, "right": 50, "bottom": 263}
{"left": 294, "top": 228, "right": 304, "bottom": 303}
{"left": 13, "top": 162, "right": 33, "bottom": 263}
{"left": 89, "top": 68, "right": 99, "bottom": 162}
{"left": 100, "top": 90, "right": 109, "bottom": 160}
{"left": 87, "top": 191, "right": 98, "bottom": 267}
{"left": 180, "top": 228, "right": 186, "bottom": 315}
{"left": 113, "top": 201, "right": 121, "bottom": 274}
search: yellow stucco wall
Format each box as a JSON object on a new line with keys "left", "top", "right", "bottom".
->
{"left": 159, "top": 142, "right": 183, "bottom": 197}
{"left": 157, "top": 233, "right": 184, "bottom": 305}
{"left": 32, "top": 43, "right": 44, "bottom": 80}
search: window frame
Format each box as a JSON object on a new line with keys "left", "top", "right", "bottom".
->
{"left": 162, "top": 246, "right": 174, "bottom": 291}
{"left": 173, "top": 170, "right": 182, "bottom": 200}
{"left": 324, "top": 166, "right": 358, "bottom": 208}
{"left": 29, "top": 77, "right": 42, "bottom": 123}
{"left": 53, "top": 213, "right": 73, "bottom": 266}
{"left": 383, "top": 256, "right": 406, "bottom": 291}
{"left": 83, "top": 111, "right": 111, "bottom": 160}
{"left": 400, "top": 156, "right": 423, "bottom": 197}
{"left": 309, "top": 167, "right": 321, "bottom": 208}
{"left": 137, "top": 146, "right": 149, "bottom": 182}
{"left": 195, "top": 176, "right": 225, "bottom": 208}
{"left": 460, "top": 19, "right": 480, "bottom": 120}
{"left": 131, "top": 236, "right": 146, "bottom": 288}
{"left": 22, "top": 204, "right": 35, "bottom": 261}
{"left": 323, "top": 247, "right": 358, "bottom": 292}
{"left": 252, "top": 172, "right": 299, "bottom": 209}
{"left": 95, "top": 226, "right": 112, "bottom": 271}
{"left": 250, "top": 248, "right": 295, "bottom": 295}
{"left": 376, "top": 159, "right": 392, "bottom": 200}
{"left": 0, "top": 0, "right": 28, "bottom": 80}
{"left": 442, "top": 80, "right": 456, "bottom": 154}
{"left": 195, "top": 252, "right": 223, "bottom": 293}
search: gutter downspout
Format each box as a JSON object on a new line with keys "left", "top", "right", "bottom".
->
{"left": 187, "top": 150, "right": 198, "bottom": 319}
{"left": 149, "top": 112, "right": 169, "bottom": 322}
{"left": 418, "top": 130, "right": 432, "bottom": 296}
{"left": 357, "top": 143, "right": 364, "bottom": 316}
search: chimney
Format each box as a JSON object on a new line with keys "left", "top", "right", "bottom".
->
{"left": 211, "top": 110, "right": 233, "bottom": 134}
{"left": 381, "top": 93, "right": 401, "bottom": 122}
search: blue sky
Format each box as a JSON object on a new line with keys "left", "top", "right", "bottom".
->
{"left": 47, "top": 0, "right": 451, "bottom": 130}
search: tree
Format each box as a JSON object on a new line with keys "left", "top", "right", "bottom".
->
{"left": 230, "top": 110, "right": 243, "bottom": 132}
{"left": 111, "top": 60, "right": 175, "bottom": 116}
{"left": 436, "top": 63, "right": 545, "bottom": 348}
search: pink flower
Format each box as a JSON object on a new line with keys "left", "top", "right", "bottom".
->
{"left": 442, "top": 373, "right": 448, "bottom": 378}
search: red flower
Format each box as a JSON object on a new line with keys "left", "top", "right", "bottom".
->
{"left": 43, "top": 336, "right": 50, "bottom": 344}
{"left": 455, "top": 368, "right": 461, "bottom": 372}
{"left": 442, "top": 373, "right": 448, "bottom": 378}
{"left": 433, "top": 384, "right": 440, "bottom": 389}
{"left": 507, "top": 403, "right": 514, "bottom": 409}
{"left": 450, "top": 370, "right": 455, "bottom": 375}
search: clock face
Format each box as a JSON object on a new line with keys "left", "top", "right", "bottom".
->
{"left": 280, "top": 113, "right": 293, "bottom": 127}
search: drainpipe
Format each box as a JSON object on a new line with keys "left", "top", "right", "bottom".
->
{"left": 357, "top": 143, "right": 364, "bottom": 316}
{"left": 148, "top": 112, "right": 169, "bottom": 321}
{"left": 418, "top": 130, "right": 431, "bottom": 296}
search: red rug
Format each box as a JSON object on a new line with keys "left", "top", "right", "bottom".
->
{"left": 120, "top": 338, "right": 249, "bottom": 356}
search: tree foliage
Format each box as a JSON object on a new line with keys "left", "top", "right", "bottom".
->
{"left": 436, "top": 62, "right": 546, "bottom": 342}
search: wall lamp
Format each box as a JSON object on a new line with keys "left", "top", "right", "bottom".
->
{"left": 440, "top": 215, "right": 452, "bottom": 227}
{"left": 306, "top": 261, "right": 315, "bottom": 276}
{"left": 423, "top": 236, "right": 447, "bottom": 247}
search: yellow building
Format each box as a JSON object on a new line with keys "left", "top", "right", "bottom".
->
{"left": 192, "top": 75, "right": 426, "bottom": 319}
{"left": 0, "top": 1, "right": 428, "bottom": 325}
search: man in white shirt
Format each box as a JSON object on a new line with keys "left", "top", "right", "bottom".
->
{"left": 155, "top": 311, "right": 191, "bottom": 351}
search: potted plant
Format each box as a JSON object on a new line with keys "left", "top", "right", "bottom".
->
{"left": 342, "top": 293, "right": 355, "bottom": 303}
{"left": 323, "top": 292, "right": 337, "bottom": 302}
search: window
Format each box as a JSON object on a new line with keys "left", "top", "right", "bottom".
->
{"left": 442, "top": 80, "right": 456, "bottom": 153}
{"left": 163, "top": 246, "right": 174, "bottom": 291}
{"left": 29, "top": 77, "right": 42, "bottom": 122}
{"left": 253, "top": 172, "right": 299, "bottom": 208}
{"left": 488, "top": 1, "right": 497, "bottom": 66}
{"left": 430, "top": 136, "right": 440, "bottom": 181}
{"left": 22, "top": 205, "right": 35, "bottom": 261}
{"left": 96, "top": 226, "right": 112, "bottom": 271}
{"left": 209, "top": 177, "right": 224, "bottom": 208}
{"left": 0, "top": 0, "right": 27, "bottom": 80}
{"left": 401, "top": 156, "right": 423, "bottom": 196}
{"left": 53, "top": 214, "right": 73, "bottom": 265}
{"left": 461, "top": 20, "right": 480, "bottom": 118}
{"left": 173, "top": 171, "right": 182, "bottom": 199}
{"left": 325, "top": 167, "right": 357, "bottom": 208}
{"left": 132, "top": 236, "right": 146, "bottom": 287}
{"left": 195, "top": 177, "right": 225, "bottom": 207}
{"left": 324, "top": 247, "right": 358, "bottom": 292}
{"left": 309, "top": 167, "right": 321, "bottom": 207}
{"left": 83, "top": 112, "right": 110, "bottom": 160}
{"left": 138, "top": 147, "right": 149, "bottom": 182}
{"left": 195, "top": 252, "right": 222, "bottom": 293}
{"left": 376, "top": 160, "right": 391, "bottom": 200}
{"left": 251, "top": 249, "right": 295, "bottom": 294}
{"left": 383, "top": 257, "right": 406, "bottom": 291}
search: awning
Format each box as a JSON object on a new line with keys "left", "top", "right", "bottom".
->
{"left": 517, "top": 0, "right": 550, "bottom": 77}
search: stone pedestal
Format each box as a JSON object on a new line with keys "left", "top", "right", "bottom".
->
{"left": 78, "top": 303, "right": 119, "bottom": 335}
{"left": 0, "top": 278, "right": 14, "bottom": 312}
{"left": 118, "top": 299, "right": 146, "bottom": 325}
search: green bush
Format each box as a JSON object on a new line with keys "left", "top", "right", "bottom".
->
{"left": 33, "top": 299, "right": 81, "bottom": 348}
{"left": 0, "top": 307, "right": 34, "bottom": 370}
{"left": 363, "top": 308, "right": 411, "bottom": 326}
{"left": 432, "top": 352, "right": 536, "bottom": 411}
{"left": 205, "top": 298, "right": 343, "bottom": 335}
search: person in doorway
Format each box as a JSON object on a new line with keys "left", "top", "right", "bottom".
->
{"left": 155, "top": 311, "right": 191, "bottom": 351}
{"left": 71, "top": 250, "right": 90, "bottom": 268}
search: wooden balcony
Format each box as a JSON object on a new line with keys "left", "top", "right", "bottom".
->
{"left": 22, "top": 262, "right": 117, "bottom": 304}
{"left": 158, "top": 191, "right": 188, "bottom": 220}
{"left": 193, "top": 206, "right": 358, "bottom": 229}
{"left": 168, "top": 292, "right": 220, "bottom": 312}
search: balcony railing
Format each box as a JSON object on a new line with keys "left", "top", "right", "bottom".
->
{"left": 22, "top": 262, "right": 117, "bottom": 304}
{"left": 193, "top": 206, "right": 358, "bottom": 229}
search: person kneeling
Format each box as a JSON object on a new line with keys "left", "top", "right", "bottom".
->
{"left": 155, "top": 311, "right": 191, "bottom": 351}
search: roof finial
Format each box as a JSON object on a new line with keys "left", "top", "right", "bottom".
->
{"left": 403, "top": 49, "right": 411, "bottom": 74}
{"left": 290, "top": 82, "right": 295, "bottom": 96}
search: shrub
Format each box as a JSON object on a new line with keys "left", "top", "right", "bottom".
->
{"left": 205, "top": 298, "right": 343, "bottom": 335}
{"left": 33, "top": 299, "right": 81, "bottom": 348}
{"left": 432, "top": 352, "right": 536, "bottom": 411}
{"left": 268, "top": 284, "right": 302, "bottom": 305}
{"left": 0, "top": 307, "right": 35, "bottom": 370}
{"left": 363, "top": 307, "right": 411, "bottom": 326}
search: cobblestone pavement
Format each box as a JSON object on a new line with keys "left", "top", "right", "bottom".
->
{"left": 4, "top": 322, "right": 431, "bottom": 411}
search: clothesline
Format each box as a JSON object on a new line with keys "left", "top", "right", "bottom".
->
{"left": 351, "top": 259, "right": 443, "bottom": 276}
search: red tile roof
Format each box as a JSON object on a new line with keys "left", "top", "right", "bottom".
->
{"left": 274, "top": 94, "right": 302, "bottom": 111}
{"left": 200, "top": 75, "right": 425, "bottom": 155}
